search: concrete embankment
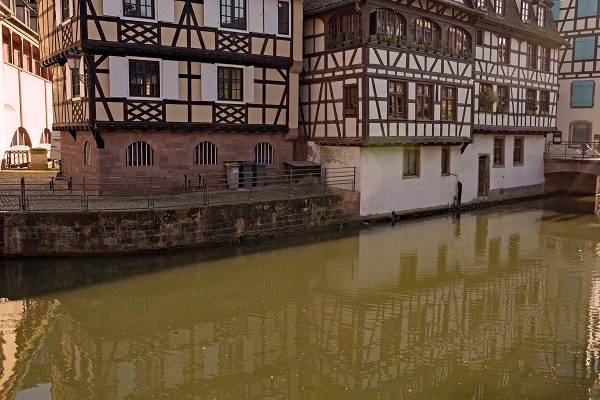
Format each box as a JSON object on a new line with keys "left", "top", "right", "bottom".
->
{"left": 0, "top": 190, "right": 360, "bottom": 257}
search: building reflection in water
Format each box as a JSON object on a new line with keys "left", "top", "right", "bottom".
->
{"left": 0, "top": 201, "right": 600, "bottom": 399}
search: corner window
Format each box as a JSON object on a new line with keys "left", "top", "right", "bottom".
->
{"left": 369, "top": 9, "right": 406, "bottom": 41}
{"left": 255, "top": 142, "right": 273, "bottom": 164}
{"left": 527, "top": 43, "right": 537, "bottom": 69}
{"left": 513, "top": 137, "right": 524, "bottom": 165}
{"left": 571, "top": 80, "right": 594, "bottom": 108}
{"left": 493, "top": 137, "right": 504, "bottom": 166}
{"left": 526, "top": 89, "right": 537, "bottom": 114}
{"left": 123, "top": 0, "right": 155, "bottom": 19}
{"left": 277, "top": 1, "right": 290, "bottom": 35}
{"left": 441, "top": 86, "right": 456, "bottom": 120}
{"left": 539, "top": 90, "right": 550, "bottom": 114}
{"left": 574, "top": 36, "right": 596, "bottom": 60}
{"left": 388, "top": 81, "right": 407, "bottom": 119}
{"left": 403, "top": 147, "right": 420, "bottom": 177}
{"left": 129, "top": 60, "right": 159, "bottom": 97}
{"left": 327, "top": 11, "right": 362, "bottom": 48}
{"left": 441, "top": 147, "right": 451, "bottom": 175}
{"left": 220, "top": 0, "right": 247, "bottom": 30}
{"left": 498, "top": 36, "right": 510, "bottom": 64}
{"left": 577, "top": 0, "right": 597, "bottom": 17}
{"left": 194, "top": 141, "right": 218, "bottom": 165}
{"left": 126, "top": 141, "right": 154, "bottom": 167}
{"left": 343, "top": 84, "right": 359, "bottom": 116}
{"left": 217, "top": 66, "right": 243, "bottom": 101}
{"left": 416, "top": 84, "right": 433, "bottom": 119}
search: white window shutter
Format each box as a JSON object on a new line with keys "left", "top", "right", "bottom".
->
{"left": 162, "top": 60, "right": 180, "bottom": 100}
{"left": 109, "top": 56, "right": 128, "bottom": 98}
{"left": 157, "top": 0, "right": 175, "bottom": 23}
{"left": 103, "top": 0, "right": 121, "bottom": 17}
{"left": 264, "top": 0, "right": 278, "bottom": 35}
{"left": 244, "top": 66, "right": 255, "bottom": 103}
{"left": 55, "top": 2, "right": 62, "bottom": 25}
{"left": 248, "top": 0, "right": 264, "bottom": 33}
{"left": 201, "top": 64, "right": 217, "bottom": 101}
{"left": 203, "top": 0, "right": 219, "bottom": 28}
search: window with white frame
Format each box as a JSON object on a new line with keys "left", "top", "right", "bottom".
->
{"left": 220, "top": 0, "right": 247, "bottom": 30}
{"left": 194, "top": 141, "right": 218, "bottom": 165}
{"left": 126, "top": 141, "right": 154, "bottom": 166}
{"left": 255, "top": 142, "right": 273, "bottom": 164}
{"left": 278, "top": 1, "right": 290, "bottom": 35}
{"left": 84, "top": 141, "right": 92, "bottom": 166}
{"left": 123, "top": 0, "right": 155, "bottom": 19}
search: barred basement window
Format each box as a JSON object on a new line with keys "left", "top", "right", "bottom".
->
{"left": 194, "top": 141, "right": 218, "bottom": 165}
{"left": 129, "top": 60, "right": 159, "bottom": 97}
{"left": 126, "top": 141, "right": 154, "bottom": 167}
{"left": 123, "top": 0, "right": 155, "bottom": 19}
{"left": 255, "top": 142, "right": 273, "bottom": 164}
{"left": 220, "top": 0, "right": 247, "bottom": 30}
{"left": 441, "top": 86, "right": 456, "bottom": 120}
{"left": 84, "top": 142, "right": 92, "bottom": 166}
{"left": 388, "top": 81, "right": 407, "bottom": 119}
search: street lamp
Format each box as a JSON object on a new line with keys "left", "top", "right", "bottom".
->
{"left": 65, "top": 48, "right": 89, "bottom": 86}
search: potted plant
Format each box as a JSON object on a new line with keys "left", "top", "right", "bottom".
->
{"left": 479, "top": 88, "right": 498, "bottom": 111}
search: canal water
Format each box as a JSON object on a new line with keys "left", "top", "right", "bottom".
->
{"left": 2, "top": 196, "right": 600, "bottom": 399}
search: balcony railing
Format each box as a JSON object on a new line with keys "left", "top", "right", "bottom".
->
{"left": 545, "top": 142, "right": 600, "bottom": 160}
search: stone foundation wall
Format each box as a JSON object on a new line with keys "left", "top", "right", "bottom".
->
{"left": 545, "top": 173, "right": 598, "bottom": 195}
{"left": 1, "top": 190, "right": 360, "bottom": 257}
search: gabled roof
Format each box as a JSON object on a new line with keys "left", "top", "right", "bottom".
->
{"left": 305, "top": 0, "right": 355, "bottom": 15}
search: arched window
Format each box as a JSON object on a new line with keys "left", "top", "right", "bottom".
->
{"left": 10, "top": 127, "right": 32, "bottom": 148}
{"left": 254, "top": 142, "right": 273, "bottom": 164}
{"left": 410, "top": 18, "right": 440, "bottom": 46}
{"left": 84, "top": 142, "right": 92, "bottom": 166}
{"left": 326, "top": 10, "right": 362, "bottom": 48}
{"left": 446, "top": 27, "right": 471, "bottom": 55}
{"left": 40, "top": 128, "right": 52, "bottom": 144}
{"left": 126, "top": 141, "right": 153, "bottom": 167}
{"left": 369, "top": 9, "right": 406, "bottom": 40}
{"left": 194, "top": 141, "right": 218, "bottom": 165}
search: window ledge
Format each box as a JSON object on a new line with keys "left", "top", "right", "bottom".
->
{"left": 402, "top": 174, "right": 420, "bottom": 179}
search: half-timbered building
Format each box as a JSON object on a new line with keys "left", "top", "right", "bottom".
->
{"left": 1, "top": 0, "right": 54, "bottom": 166}
{"left": 37, "top": 0, "right": 302, "bottom": 186}
{"left": 554, "top": 0, "right": 600, "bottom": 146}
{"left": 301, "top": 0, "right": 563, "bottom": 216}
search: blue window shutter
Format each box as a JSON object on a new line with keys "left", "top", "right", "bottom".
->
{"left": 574, "top": 36, "right": 596, "bottom": 60}
{"left": 577, "top": 0, "right": 597, "bottom": 17}
{"left": 571, "top": 81, "right": 594, "bottom": 107}
{"left": 552, "top": 0, "right": 560, "bottom": 19}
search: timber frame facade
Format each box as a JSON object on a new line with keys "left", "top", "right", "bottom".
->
{"left": 37, "top": 0, "right": 302, "bottom": 183}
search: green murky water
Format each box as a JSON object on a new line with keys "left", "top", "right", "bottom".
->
{"left": 2, "top": 196, "right": 600, "bottom": 399}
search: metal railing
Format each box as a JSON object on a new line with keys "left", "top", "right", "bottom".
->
{"left": 0, "top": 167, "right": 357, "bottom": 212}
{"left": 4, "top": 150, "right": 30, "bottom": 169}
{"left": 545, "top": 142, "right": 600, "bottom": 160}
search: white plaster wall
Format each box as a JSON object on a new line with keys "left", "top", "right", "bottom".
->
{"left": 556, "top": 78, "right": 600, "bottom": 143}
{"left": 3, "top": 65, "right": 21, "bottom": 152}
{"left": 306, "top": 142, "right": 360, "bottom": 191}
{"left": 359, "top": 146, "right": 461, "bottom": 217}
{"left": 0, "top": 25, "right": 5, "bottom": 159}
{"left": 458, "top": 135, "right": 546, "bottom": 203}
{"left": 21, "top": 71, "right": 49, "bottom": 145}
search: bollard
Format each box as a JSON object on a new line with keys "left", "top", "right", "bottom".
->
{"left": 20, "top": 177, "right": 26, "bottom": 211}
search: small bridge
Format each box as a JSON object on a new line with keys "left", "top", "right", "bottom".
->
{"left": 545, "top": 143, "right": 600, "bottom": 195}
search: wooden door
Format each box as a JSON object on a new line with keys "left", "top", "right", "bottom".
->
{"left": 478, "top": 155, "right": 490, "bottom": 197}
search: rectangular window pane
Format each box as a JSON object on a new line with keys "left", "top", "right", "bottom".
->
{"left": 217, "top": 66, "right": 244, "bottom": 101}
{"left": 574, "top": 36, "right": 596, "bottom": 60}
{"left": 572, "top": 123, "right": 591, "bottom": 143}
{"left": 571, "top": 80, "right": 594, "bottom": 107}
{"left": 403, "top": 148, "right": 419, "bottom": 177}
{"left": 513, "top": 137, "right": 523, "bottom": 165}
{"left": 129, "top": 60, "right": 159, "bottom": 98}
{"left": 278, "top": 1, "right": 289, "bottom": 35}
{"left": 493, "top": 138, "right": 504, "bottom": 166}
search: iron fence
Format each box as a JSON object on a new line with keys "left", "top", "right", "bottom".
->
{"left": 0, "top": 167, "right": 357, "bottom": 212}
{"left": 545, "top": 142, "right": 600, "bottom": 160}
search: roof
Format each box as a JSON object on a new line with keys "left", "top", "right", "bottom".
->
{"left": 304, "top": 0, "right": 355, "bottom": 15}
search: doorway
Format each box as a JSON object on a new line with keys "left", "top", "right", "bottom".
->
{"left": 478, "top": 155, "right": 490, "bottom": 197}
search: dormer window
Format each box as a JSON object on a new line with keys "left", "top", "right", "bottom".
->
{"left": 494, "top": 0, "right": 504, "bottom": 13}
{"left": 522, "top": 0, "right": 531, "bottom": 20}
{"left": 537, "top": 7, "right": 546, "bottom": 26}
{"left": 123, "top": 0, "right": 155, "bottom": 19}
{"left": 476, "top": 0, "right": 487, "bottom": 10}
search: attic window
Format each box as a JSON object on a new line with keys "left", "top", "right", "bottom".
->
{"left": 537, "top": 7, "right": 545, "bottom": 26}
{"left": 494, "top": 0, "right": 504, "bottom": 14}
{"left": 476, "top": 0, "right": 486, "bottom": 10}
{"left": 521, "top": 0, "right": 530, "bottom": 20}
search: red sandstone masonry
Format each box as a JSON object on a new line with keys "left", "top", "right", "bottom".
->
{"left": 1, "top": 191, "right": 360, "bottom": 256}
